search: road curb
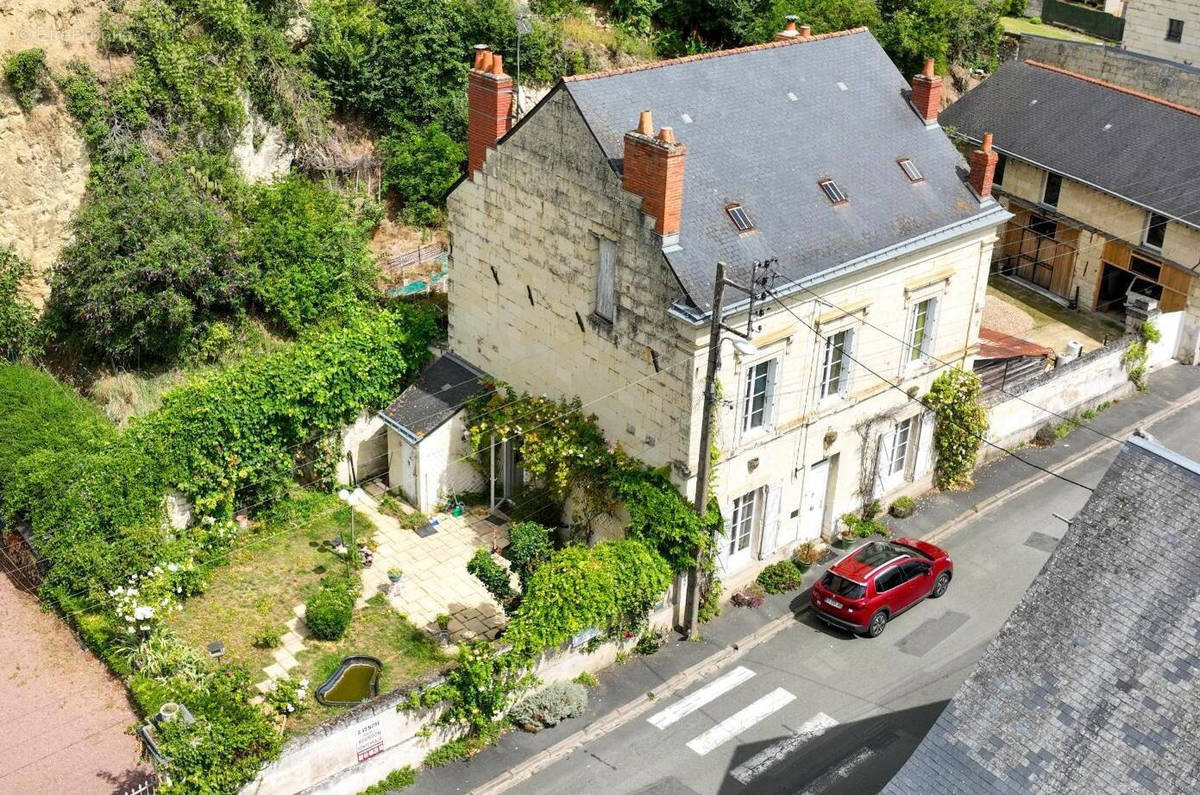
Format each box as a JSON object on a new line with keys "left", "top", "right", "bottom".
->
{"left": 470, "top": 382, "right": 1200, "bottom": 794}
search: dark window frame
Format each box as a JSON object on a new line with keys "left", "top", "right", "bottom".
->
{"left": 1042, "top": 172, "right": 1063, "bottom": 208}
{"left": 819, "top": 179, "right": 848, "bottom": 205}
{"left": 1144, "top": 212, "right": 1168, "bottom": 250}
{"left": 993, "top": 153, "right": 1007, "bottom": 186}
{"left": 1167, "top": 18, "right": 1184, "bottom": 42}
{"left": 726, "top": 203, "right": 755, "bottom": 232}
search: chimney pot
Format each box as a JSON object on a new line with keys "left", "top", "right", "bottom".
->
{"left": 637, "top": 109, "right": 653, "bottom": 135}
{"left": 467, "top": 46, "right": 513, "bottom": 180}
{"left": 910, "top": 57, "right": 943, "bottom": 124}
{"left": 657, "top": 127, "right": 676, "bottom": 144}
{"left": 968, "top": 131, "right": 999, "bottom": 200}
{"left": 800, "top": 24, "right": 812, "bottom": 37}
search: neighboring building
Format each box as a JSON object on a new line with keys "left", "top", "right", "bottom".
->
{"left": 940, "top": 59, "right": 1200, "bottom": 360}
{"left": 1122, "top": 0, "right": 1199, "bottom": 64}
{"left": 426, "top": 27, "right": 1009, "bottom": 584}
{"left": 884, "top": 434, "right": 1200, "bottom": 794}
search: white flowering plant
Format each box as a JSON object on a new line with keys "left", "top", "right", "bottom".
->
{"left": 265, "top": 676, "right": 310, "bottom": 716}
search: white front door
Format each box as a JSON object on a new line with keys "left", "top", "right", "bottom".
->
{"left": 800, "top": 459, "right": 830, "bottom": 541}
{"left": 723, "top": 489, "right": 760, "bottom": 573}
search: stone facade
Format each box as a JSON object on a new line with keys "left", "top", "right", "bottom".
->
{"left": 992, "top": 156, "right": 1200, "bottom": 336}
{"left": 1122, "top": 0, "right": 1200, "bottom": 64}
{"left": 448, "top": 85, "right": 1002, "bottom": 580}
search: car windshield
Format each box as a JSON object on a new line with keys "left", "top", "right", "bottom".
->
{"left": 821, "top": 573, "right": 866, "bottom": 599}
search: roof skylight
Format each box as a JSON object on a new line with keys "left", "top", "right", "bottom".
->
{"left": 726, "top": 204, "right": 755, "bottom": 232}
{"left": 819, "top": 180, "right": 847, "bottom": 205}
{"left": 898, "top": 158, "right": 924, "bottom": 182}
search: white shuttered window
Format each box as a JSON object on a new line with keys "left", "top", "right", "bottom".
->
{"left": 595, "top": 237, "right": 616, "bottom": 321}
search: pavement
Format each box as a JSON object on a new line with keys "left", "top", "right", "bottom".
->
{"left": 407, "top": 363, "right": 1200, "bottom": 795}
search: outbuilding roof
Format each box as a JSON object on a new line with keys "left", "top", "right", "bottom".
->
{"left": 379, "top": 354, "right": 488, "bottom": 444}
{"left": 938, "top": 60, "right": 1200, "bottom": 232}
{"left": 561, "top": 28, "right": 1008, "bottom": 313}
{"left": 883, "top": 435, "right": 1200, "bottom": 794}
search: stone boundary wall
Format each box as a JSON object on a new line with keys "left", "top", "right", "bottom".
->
{"left": 243, "top": 604, "right": 674, "bottom": 795}
{"left": 1011, "top": 37, "right": 1200, "bottom": 111}
{"left": 985, "top": 336, "right": 1137, "bottom": 450}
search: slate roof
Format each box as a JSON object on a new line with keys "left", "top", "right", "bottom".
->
{"left": 561, "top": 29, "right": 1008, "bottom": 313}
{"left": 883, "top": 435, "right": 1200, "bottom": 795}
{"left": 379, "top": 354, "right": 488, "bottom": 443}
{"left": 939, "top": 60, "right": 1200, "bottom": 231}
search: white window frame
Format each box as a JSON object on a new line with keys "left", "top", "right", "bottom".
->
{"left": 740, "top": 356, "right": 779, "bottom": 436}
{"left": 727, "top": 490, "right": 758, "bottom": 556}
{"left": 1143, "top": 212, "right": 1168, "bottom": 251}
{"left": 889, "top": 416, "right": 916, "bottom": 476}
{"left": 906, "top": 296, "right": 938, "bottom": 364}
{"left": 595, "top": 236, "right": 616, "bottom": 322}
{"left": 819, "top": 327, "right": 855, "bottom": 400}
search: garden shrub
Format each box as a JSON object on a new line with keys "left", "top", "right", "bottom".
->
{"left": 634, "top": 626, "right": 665, "bottom": 655}
{"left": 731, "top": 582, "right": 767, "bottom": 608}
{"left": 379, "top": 123, "right": 466, "bottom": 226}
{"left": 890, "top": 496, "right": 916, "bottom": 518}
{"left": 253, "top": 625, "right": 283, "bottom": 649}
{"left": 506, "top": 521, "right": 553, "bottom": 588}
{"left": 467, "top": 549, "right": 517, "bottom": 610}
{"left": 793, "top": 540, "right": 821, "bottom": 569}
{"left": 508, "top": 681, "right": 587, "bottom": 732}
{"left": 265, "top": 675, "right": 310, "bottom": 716}
{"left": 241, "top": 175, "right": 380, "bottom": 336}
{"left": 756, "top": 560, "right": 805, "bottom": 594}
{"left": 3, "top": 49, "right": 51, "bottom": 112}
{"left": 925, "top": 368, "right": 989, "bottom": 490}
{"left": 0, "top": 248, "right": 42, "bottom": 361}
{"left": 1122, "top": 321, "right": 1160, "bottom": 391}
{"left": 504, "top": 539, "right": 671, "bottom": 657}
{"left": 304, "top": 579, "right": 356, "bottom": 640}
{"left": 359, "top": 766, "right": 416, "bottom": 794}
{"left": 408, "top": 641, "right": 535, "bottom": 743}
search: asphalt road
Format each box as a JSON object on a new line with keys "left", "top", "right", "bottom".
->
{"left": 514, "top": 406, "right": 1200, "bottom": 795}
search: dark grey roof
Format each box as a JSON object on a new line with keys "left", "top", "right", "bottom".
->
{"left": 884, "top": 435, "right": 1200, "bottom": 795}
{"left": 939, "top": 60, "right": 1200, "bottom": 231}
{"left": 563, "top": 29, "right": 1006, "bottom": 313}
{"left": 379, "top": 355, "right": 487, "bottom": 442}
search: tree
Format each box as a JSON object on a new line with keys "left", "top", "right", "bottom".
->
{"left": 879, "top": 0, "right": 1004, "bottom": 76}
{"left": 47, "top": 153, "right": 250, "bottom": 366}
{"left": 0, "top": 248, "right": 42, "bottom": 361}
{"left": 241, "top": 175, "right": 380, "bottom": 335}
{"left": 3, "top": 49, "right": 52, "bottom": 112}
{"left": 744, "top": 0, "right": 882, "bottom": 42}
{"left": 380, "top": 123, "right": 467, "bottom": 226}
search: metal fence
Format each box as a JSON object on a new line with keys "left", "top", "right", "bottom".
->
{"left": 1041, "top": 0, "right": 1124, "bottom": 41}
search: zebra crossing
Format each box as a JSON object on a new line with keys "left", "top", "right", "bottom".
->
{"left": 645, "top": 663, "right": 876, "bottom": 791}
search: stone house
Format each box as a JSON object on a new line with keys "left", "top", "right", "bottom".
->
{"left": 1122, "top": 0, "right": 1199, "bottom": 65}
{"left": 940, "top": 59, "right": 1200, "bottom": 362}
{"left": 401, "top": 26, "right": 1009, "bottom": 585}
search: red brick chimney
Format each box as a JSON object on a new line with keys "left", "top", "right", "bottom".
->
{"left": 969, "top": 132, "right": 999, "bottom": 199}
{"left": 623, "top": 110, "right": 687, "bottom": 238}
{"left": 775, "top": 15, "right": 800, "bottom": 40}
{"left": 910, "top": 58, "right": 943, "bottom": 124}
{"left": 467, "top": 44, "right": 513, "bottom": 181}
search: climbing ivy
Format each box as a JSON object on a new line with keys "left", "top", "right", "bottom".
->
{"left": 1121, "top": 321, "right": 1161, "bottom": 392}
{"left": 925, "top": 368, "right": 988, "bottom": 490}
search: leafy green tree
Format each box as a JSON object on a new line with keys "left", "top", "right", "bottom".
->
{"left": 655, "top": 0, "right": 774, "bottom": 50}
{"left": 241, "top": 175, "right": 379, "bottom": 335}
{"left": 47, "top": 153, "right": 250, "bottom": 366}
{"left": 879, "top": 0, "right": 1004, "bottom": 76}
{"left": 925, "top": 368, "right": 988, "bottom": 490}
{"left": 0, "top": 248, "right": 42, "bottom": 361}
{"left": 380, "top": 123, "right": 467, "bottom": 226}
{"left": 744, "top": 0, "right": 882, "bottom": 42}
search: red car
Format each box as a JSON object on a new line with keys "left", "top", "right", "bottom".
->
{"left": 810, "top": 538, "right": 953, "bottom": 638}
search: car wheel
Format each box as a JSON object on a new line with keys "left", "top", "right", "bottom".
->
{"left": 931, "top": 572, "right": 951, "bottom": 599}
{"left": 866, "top": 610, "right": 888, "bottom": 638}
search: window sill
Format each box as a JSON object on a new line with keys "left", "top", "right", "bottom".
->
{"left": 588, "top": 312, "right": 615, "bottom": 337}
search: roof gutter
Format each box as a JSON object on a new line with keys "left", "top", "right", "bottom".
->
{"left": 669, "top": 205, "right": 1012, "bottom": 326}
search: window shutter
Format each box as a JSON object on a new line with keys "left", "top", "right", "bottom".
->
{"left": 595, "top": 238, "right": 616, "bottom": 321}
{"left": 761, "top": 481, "right": 783, "bottom": 559}
{"left": 875, "top": 431, "right": 894, "bottom": 495}
{"left": 923, "top": 299, "right": 938, "bottom": 358}
{"left": 841, "top": 329, "right": 855, "bottom": 394}
{"left": 915, "top": 411, "right": 935, "bottom": 476}
{"left": 765, "top": 359, "right": 779, "bottom": 429}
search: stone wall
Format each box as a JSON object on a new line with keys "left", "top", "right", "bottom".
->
{"left": 1014, "top": 36, "right": 1200, "bottom": 109}
{"left": 1121, "top": 0, "right": 1200, "bottom": 64}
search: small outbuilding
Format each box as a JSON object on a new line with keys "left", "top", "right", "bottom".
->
{"left": 378, "top": 354, "right": 490, "bottom": 514}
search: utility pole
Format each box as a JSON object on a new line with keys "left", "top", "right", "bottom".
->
{"left": 684, "top": 261, "right": 757, "bottom": 638}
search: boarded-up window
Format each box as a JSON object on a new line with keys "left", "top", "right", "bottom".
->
{"left": 596, "top": 237, "right": 616, "bottom": 321}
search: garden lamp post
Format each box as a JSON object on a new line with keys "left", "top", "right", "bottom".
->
{"left": 338, "top": 487, "right": 366, "bottom": 572}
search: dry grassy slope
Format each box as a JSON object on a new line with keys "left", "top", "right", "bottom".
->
{"left": 0, "top": 0, "right": 125, "bottom": 306}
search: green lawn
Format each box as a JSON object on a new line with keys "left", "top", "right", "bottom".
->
{"left": 1001, "top": 16, "right": 1104, "bottom": 42}
{"left": 168, "top": 489, "right": 446, "bottom": 734}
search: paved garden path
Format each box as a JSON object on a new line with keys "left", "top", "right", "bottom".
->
{"left": 0, "top": 577, "right": 151, "bottom": 794}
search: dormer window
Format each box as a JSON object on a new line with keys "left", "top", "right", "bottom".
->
{"left": 819, "top": 179, "right": 847, "bottom": 205}
{"left": 726, "top": 204, "right": 755, "bottom": 232}
{"left": 898, "top": 158, "right": 924, "bottom": 182}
